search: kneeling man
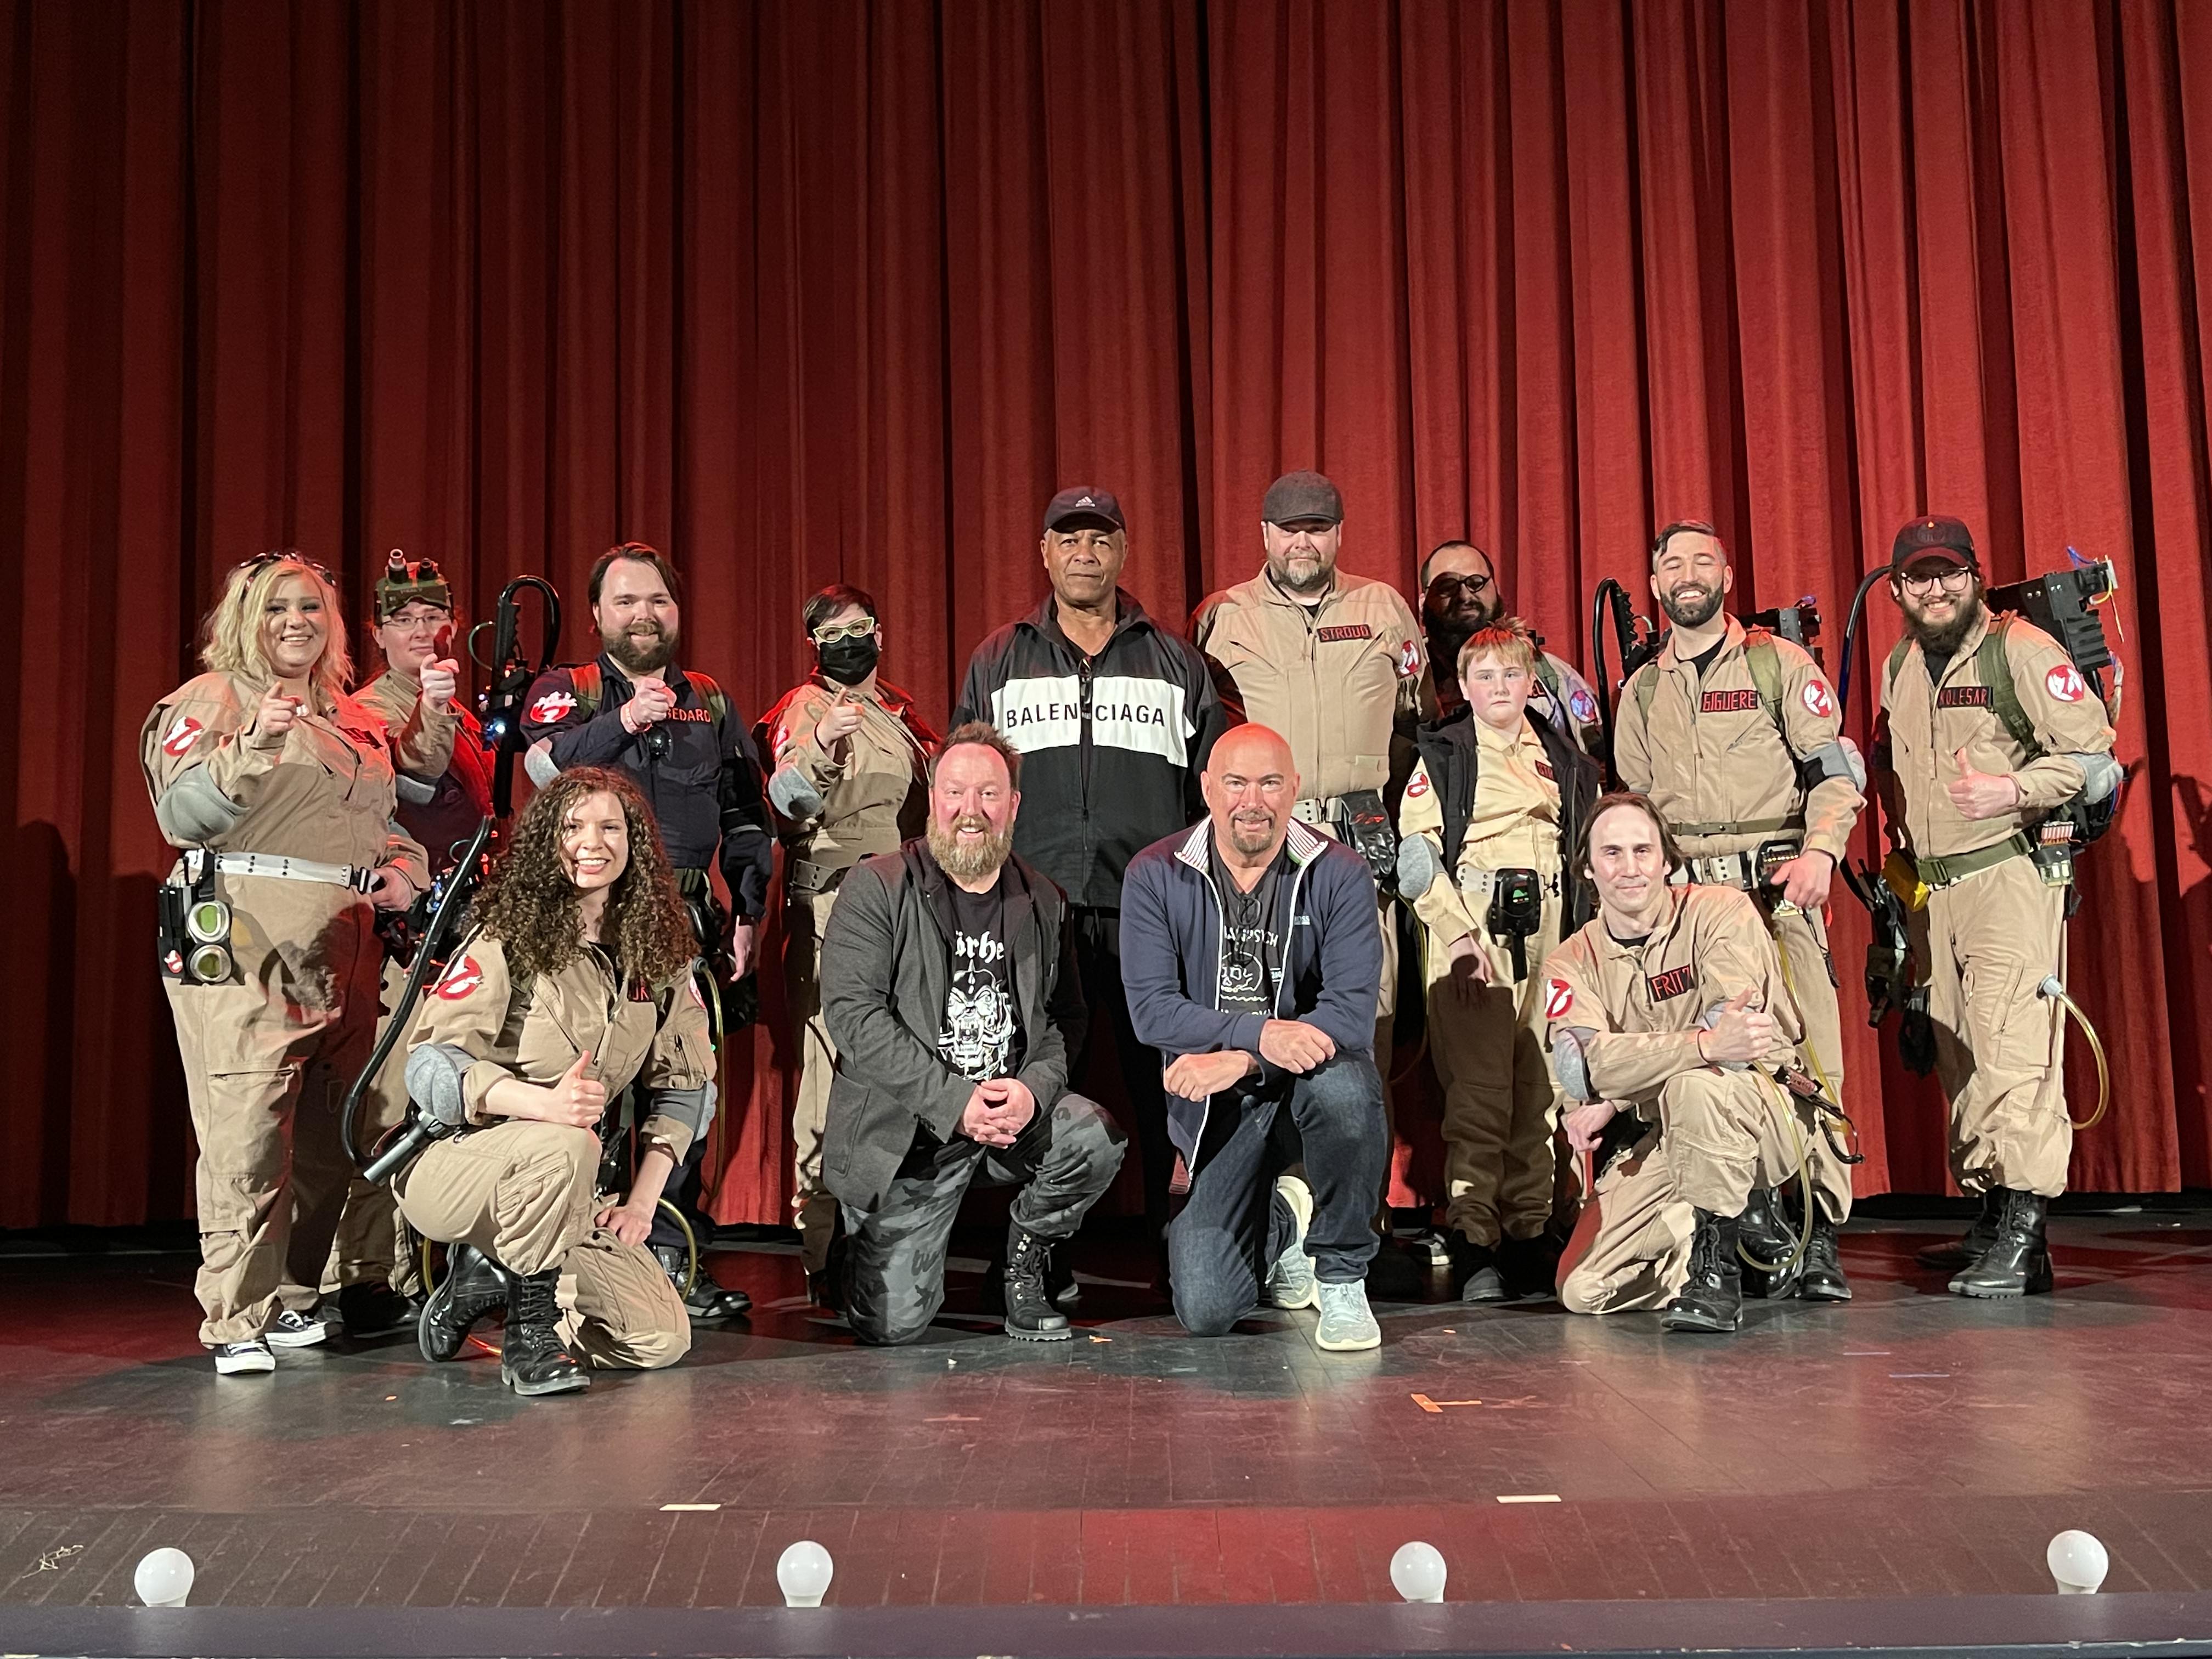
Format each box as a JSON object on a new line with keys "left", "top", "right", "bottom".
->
{"left": 1547, "top": 793, "right": 1854, "bottom": 1330}
{"left": 821, "top": 723, "right": 1124, "bottom": 1344}
{"left": 1121, "top": 724, "right": 1389, "bottom": 1350}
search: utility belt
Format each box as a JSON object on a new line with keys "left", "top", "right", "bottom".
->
{"left": 1671, "top": 838, "right": 1801, "bottom": 894}
{"left": 158, "top": 849, "right": 377, "bottom": 985}
{"left": 1911, "top": 822, "right": 2076, "bottom": 891}
{"left": 1293, "top": 789, "right": 1397, "bottom": 892}
{"left": 784, "top": 856, "right": 851, "bottom": 899}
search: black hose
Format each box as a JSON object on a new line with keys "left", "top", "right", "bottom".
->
{"left": 1832, "top": 566, "right": 1892, "bottom": 720}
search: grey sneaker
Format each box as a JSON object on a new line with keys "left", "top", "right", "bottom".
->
{"left": 1314, "top": 1280, "right": 1381, "bottom": 1351}
{"left": 1265, "top": 1176, "right": 1318, "bottom": 1310}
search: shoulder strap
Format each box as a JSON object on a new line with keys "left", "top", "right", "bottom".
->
{"left": 1534, "top": 654, "right": 1562, "bottom": 698}
{"left": 1884, "top": 636, "right": 1911, "bottom": 695}
{"left": 1743, "top": 631, "right": 1785, "bottom": 732}
{"left": 569, "top": 662, "right": 602, "bottom": 718}
{"left": 1977, "top": 616, "right": 2040, "bottom": 755}
{"left": 1631, "top": 662, "right": 1660, "bottom": 720}
{"left": 686, "top": 669, "right": 732, "bottom": 729}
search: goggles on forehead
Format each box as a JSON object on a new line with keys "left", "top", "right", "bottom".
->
{"left": 237, "top": 550, "right": 337, "bottom": 587}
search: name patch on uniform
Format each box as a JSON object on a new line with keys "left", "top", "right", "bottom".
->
{"left": 665, "top": 707, "right": 712, "bottom": 723}
{"left": 1646, "top": 965, "right": 1695, "bottom": 1002}
{"left": 629, "top": 980, "right": 655, "bottom": 1002}
{"left": 1316, "top": 624, "right": 1373, "bottom": 644}
{"left": 1701, "top": 689, "right": 1762, "bottom": 714}
{"left": 1937, "top": 686, "right": 1992, "bottom": 709}
{"left": 529, "top": 690, "right": 577, "bottom": 724}
{"left": 1535, "top": 761, "right": 1556, "bottom": 780}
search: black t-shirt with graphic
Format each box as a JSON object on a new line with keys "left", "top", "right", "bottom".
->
{"left": 938, "top": 871, "right": 1025, "bottom": 1083}
{"left": 1210, "top": 838, "right": 1288, "bottom": 1018}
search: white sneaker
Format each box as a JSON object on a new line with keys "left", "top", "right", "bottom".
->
{"left": 1314, "top": 1280, "right": 1381, "bottom": 1351}
{"left": 212, "top": 1339, "right": 275, "bottom": 1374}
{"left": 1265, "top": 1176, "right": 1318, "bottom": 1310}
{"left": 266, "top": 1308, "right": 329, "bottom": 1348}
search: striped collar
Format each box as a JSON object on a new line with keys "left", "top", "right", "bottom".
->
{"left": 1172, "top": 818, "right": 1327, "bottom": 874}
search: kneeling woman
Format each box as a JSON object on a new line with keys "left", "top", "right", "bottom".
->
{"left": 397, "top": 766, "right": 715, "bottom": 1396}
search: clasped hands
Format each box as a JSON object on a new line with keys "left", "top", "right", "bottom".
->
{"left": 1162, "top": 1018, "right": 1334, "bottom": 1101}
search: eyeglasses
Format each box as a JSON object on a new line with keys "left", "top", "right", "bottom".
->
{"left": 1899, "top": 566, "right": 1974, "bottom": 596}
{"left": 1426, "top": 572, "right": 1493, "bottom": 601}
{"left": 811, "top": 618, "right": 878, "bottom": 645}
{"left": 381, "top": 607, "right": 452, "bottom": 632}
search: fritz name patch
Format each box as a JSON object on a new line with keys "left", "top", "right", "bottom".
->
{"left": 1646, "top": 965, "right": 1696, "bottom": 1002}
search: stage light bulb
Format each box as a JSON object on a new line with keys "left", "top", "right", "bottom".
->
{"left": 133, "top": 1548, "right": 194, "bottom": 1607}
{"left": 2047, "top": 1530, "right": 2108, "bottom": 1595}
{"left": 777, "top": 1540, "right": 833, "bottom": 1607}
{"left": 1390, "top": 1541, "right": 1446, "bottom": 1604}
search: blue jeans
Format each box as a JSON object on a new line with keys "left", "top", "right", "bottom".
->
{"left": 1167, "top": 1053, "right": 1386, "bottom": 1336}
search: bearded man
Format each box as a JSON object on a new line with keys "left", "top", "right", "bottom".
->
{"left": 818, "top": 723, "right": 1125, "bottom": 1345}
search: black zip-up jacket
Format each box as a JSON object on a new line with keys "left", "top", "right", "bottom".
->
{"left": 1410, "top": 703, "right": 1602, "bottom": 933}
{"left": 952, "top": 590, "right": 1229, "bottom": 909}
{"left": 520, "top": 652, "right": 774, "bottom": 920}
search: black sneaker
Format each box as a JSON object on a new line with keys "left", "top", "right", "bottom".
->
{"left": 212, "top": 1339, "right": 275, "bottom": 1375}
{"left": 654, "top": 1245, "right": 753, "bottom": 1322}
{"left": 266, "top": 1308, "right": 330, "bottom": 1348}
{"left": 339, "top": 1281, "right": 421, "bottom": 1340}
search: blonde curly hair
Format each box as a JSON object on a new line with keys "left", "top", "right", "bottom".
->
{"left": 469, "top": 767, "right": 697, "bottom": 987}
{"left": 199, "top": 552, "right": 354, "bottom": 705}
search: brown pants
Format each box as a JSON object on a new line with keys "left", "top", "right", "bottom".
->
{"left": 782, "top": 886, "right": 841, "bottom": 1274}
{"left": 1926, "top": 855, "right": 2072, "bottom": 1197}
{"left": 1561, "top": 1070, "right": 1839, "bottom": 1315}
{"left": 1423, "top": 877, "right": 1568, "bottom": 1247}
{"left": 321, "top": 957, "right": 419, "bottom": 1296}
{"left": 393, "top": 1120, "right": 690, "bottom": 1370}
{"left": 1760, "top": 898, "right": 1854, "bottom": 1224}
{"left": 163, "top": 885, "right": 380, "bottom": 1347}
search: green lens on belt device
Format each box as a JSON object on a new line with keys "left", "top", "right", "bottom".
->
{"left": 1486, "top": 867, "right": 1543, "bottom": 981}
{"left": 160, "top": 859, "right": 234, "bottom": 984}
{"left": 185, "top": 899, "right": 230, "bottom": 944}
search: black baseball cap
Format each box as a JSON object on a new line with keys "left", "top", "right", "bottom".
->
{"left": 1262, "top": 470, "right": 1344, "bottom": 526}
{"left": 1889, "top": 515, "right": 1979, "bottom": 572}
{"left": 1043, "top": 487, "right": 1125, "bottom": 533}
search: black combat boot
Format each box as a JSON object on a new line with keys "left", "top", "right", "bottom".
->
{"left": 1916, "top": 1188, "right": 2002, "bottom": 1269}
{"left": 1736, "top": 1187, "right": 1804, "bottom": 1300}
{"left": 1798, "top": 1215, "right": 1853, "bottom": 1302}
{"left": 417, "top": 1243, "right": 508, "bottom": 1363}
{"left": 1662, "top": 1208, "right": 1743, "bottom": 1333}
{"left": 1447, "top": 1234, "right": 1508, "bottom": 1304}
{"left": 1948, "top": 1189, "right": 2053, "bottom": 1298}
{"left": 654, "top": 1244, "right": 753, "bottom": 1322}
{"left": 498, "top": 1266, "right": 590, "bottom": 1396}
{"left": 1003, "top": 1224, "right": 1071, "bottom": 1341}
{"left": 1499, "top": 1233, "right": 1562, "bottom": 1301}
{"left": 341, "top": 1279, "right": 421, "bottom": 1340}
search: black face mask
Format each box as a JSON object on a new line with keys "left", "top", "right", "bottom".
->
{"left": 817, "top": 634, "right": 881, "bottom": 687}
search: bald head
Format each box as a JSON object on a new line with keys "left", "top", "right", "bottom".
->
{"left": 1202, "top": 724, "right": 1300, "bottom": 867}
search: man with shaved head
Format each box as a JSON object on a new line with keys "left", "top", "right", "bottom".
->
{"left": 1119, "top": 724, "right": 1390, "bottom": 1350}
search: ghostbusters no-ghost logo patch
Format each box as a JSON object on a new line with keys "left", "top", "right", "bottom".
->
{"left": 1405, "top": 770, "right": 1431, "bottom": 800}
{"left": 529, "top": 690, "right": 578, "bottom": 725}
{"left": 1801, "top": 679, "right": 1835, "bottom": 719}
{"left": 1543, "top": 978, "right": 1575, "bottom": 1020}
{"left": 687, "top": 977, "right": 708, "bottom": 1010}
{"left": 1569, "top": 687, "right": 1600, "bottom": 725}
{"left": 2045, "top": 663, "right": 2087, "bottom": 704}
{"left": 433, "top": 955, "right": 484, "bottom": 1000}
{"left": 160, "top": 715, "right": 205, "bottom": 757}
{"left": 1397, "top": 639, "right": 1420, "bottom": 679}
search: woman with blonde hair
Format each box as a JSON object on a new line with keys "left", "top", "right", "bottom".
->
{"left": 141, "top": 551, "right": 458, "bottom": 1373}
{"left": 397, "top": 766, "right": 712, "bottom": 1397}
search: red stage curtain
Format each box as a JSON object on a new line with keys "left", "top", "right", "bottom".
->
{"left": 2, "top": 0, "right": 2206, "bottom": 1228}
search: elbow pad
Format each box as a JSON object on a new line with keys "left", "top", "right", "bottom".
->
{"left": 648, "top": 1081, "right": 715, "bottom": 1143}
{"left": 405, "top": 1043, "right": 477, "bottom": 1128}
{"left": 768, "top": 763, "right": 826, "bottom": 821}
{"left": 1551, "top": 1027, "right": 1599, "bottom": 1103}
{"left": 2067, "top": 752, "right": 2120, "bottom": 805}
{"left": 154, "top": 768, "right": 246, "bottom": 843}
{"left": 1799, "top": 738, "right": 1866, "bottom": 792}
{"left": 1396, "top": 834, "right": 1441, "bottom": 901}
{"left": 523, "top": 741, "right": 561, "bottom": 789}
{"left": 394, "top": 772, "right": 438, "bottom": 805}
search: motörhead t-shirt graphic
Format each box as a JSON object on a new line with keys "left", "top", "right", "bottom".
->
{"left": 1209, "top": 838, "right": 1287, "bottom": 1018}
{"left": 938, "top": 874, "right": 1025, "bottom": 1082}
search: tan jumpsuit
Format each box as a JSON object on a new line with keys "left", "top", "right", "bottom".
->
{"left": 1541, "top": 885, "right": 1847, "bottom": 1314}
{"left": 393, "top": 933, "right": 715, "bottom": 1369}
{"left": 1879, "top": 611, "right": 2115, "bottom": 1197}
{"left": 761, "top": 675, "right": 934, "bottom": 1274}
{"left": 142, "top": 671, "right": 447, "bottom": 1346}
{"left": 1612, "top": 618, "right": 1862, "bottom": 1223}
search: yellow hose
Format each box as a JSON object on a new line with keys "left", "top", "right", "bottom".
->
{"left": 2042, "top": 977, "right": 2111, "bottom": 1130}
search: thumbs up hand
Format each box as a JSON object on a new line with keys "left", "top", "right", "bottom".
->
{"left": 1948, "top": 746, "right": 2023, "bottom": 820}
{"left": 1699, "top": 988, "right": 1776, "bottom": 1065}
{"left": 539, "top": 1049, "right": 607, "bottom": 1127}
{"left": 418, "top": 656, "right": 461, "bottom": 712}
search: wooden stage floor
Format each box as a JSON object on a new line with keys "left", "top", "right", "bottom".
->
{"left": 5, "top": 1208, "right": 2212, "bottom": 1616}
